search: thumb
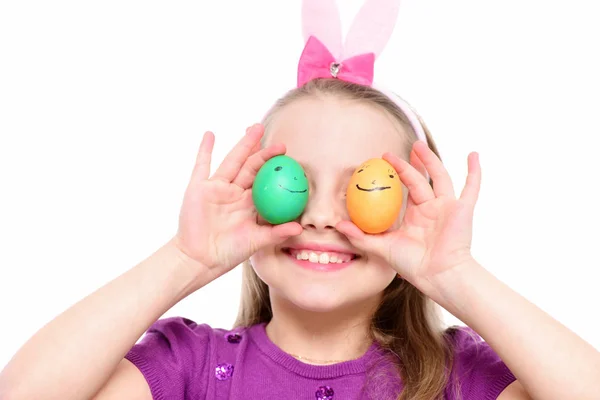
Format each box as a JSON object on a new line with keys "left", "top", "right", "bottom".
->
{"left": 335, "top": 220, "right": 390, "bottom": 261}
{"left": 251, "top": 222, "right": 303, "bottom": 252}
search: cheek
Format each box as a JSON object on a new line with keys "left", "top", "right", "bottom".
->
{"left": 249, "top": 246, "right": 283, "bottom": 288}
{"left": 364, "top": 255, "right": 399, "bottom": 289}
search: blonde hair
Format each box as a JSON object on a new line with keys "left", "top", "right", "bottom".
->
{"left": 234, "top": 78, "right": 460, "bottom": 400}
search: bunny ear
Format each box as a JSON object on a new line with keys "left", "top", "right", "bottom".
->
{"left": 341, "top": 0, "right": 401, "bottom": 60}
{"left": 301, "top": 0, "right": 343, "bottom": 60}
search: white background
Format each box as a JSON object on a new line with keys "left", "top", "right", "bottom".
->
{"left": 1, "top": 0, "right": 599, "bottom": 369}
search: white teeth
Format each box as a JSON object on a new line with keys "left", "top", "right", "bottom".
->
{"left": 290, "top": 250, "right": 353, "bottom": 265}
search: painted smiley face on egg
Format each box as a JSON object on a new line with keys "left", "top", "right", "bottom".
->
{"left": 252, "top": 155, "right": 309, "bottom": 224}
{"left": 346, "top": 158, "right": 403, "bottom": 234}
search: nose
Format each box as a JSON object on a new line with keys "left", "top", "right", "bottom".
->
{"left": 300, "top": 187, "right": 344, "bottom": 232}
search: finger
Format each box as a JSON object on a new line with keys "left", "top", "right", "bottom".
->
{"left": 212, "top": 124, "right": 264, "bottom": 182}
{"left": 335, "top": 220, "right": 389, "bottom": 259}
{"left": 412, "top": 140, "right": 456, "bottom": 198}
{"left": 383, "top": 152, "right": 435, "bottom": 205}
{"left": 459, "top": 152, "right": 481, "bottom": 207}
{"left": 232, "top": 143, "right": 286, "bottom": 189}
{"left": 250, "top": 133, "right": 264, "bottom": 154}
{"left": 409, "top": 146, "right": 427, "bottom": 178}
{"left": 247, "top": 126, "right": 262, "bottom": 155}
{"left": 253, "top": 222, "right": 303, "bottom": 250}
{"left": 191, "top": 131, "right": 215, "bottom": 181}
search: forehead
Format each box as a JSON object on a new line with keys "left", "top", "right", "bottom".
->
{"left": 265, "top": 96, "right": 409, "bottom": 174}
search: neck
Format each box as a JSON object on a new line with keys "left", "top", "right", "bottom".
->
{"left": 265, "top": 293, "right": 379, "bottom": 365}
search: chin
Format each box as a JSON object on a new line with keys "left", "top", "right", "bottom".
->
{"left": 250, "top": 246, "right": 396, "bottom": 314}
{"left": 282, "top": 285, "right": 381, "bottom": 313}
{"left": 275, "top": 280, "right": 362, "bottom": 313}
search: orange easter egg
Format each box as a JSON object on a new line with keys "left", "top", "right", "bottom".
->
{"left": 346, "top": 158, "right": 403, "bottom": 234}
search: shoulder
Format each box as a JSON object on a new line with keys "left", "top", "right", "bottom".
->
{"left": 446, "top": 325, "right": 501, "bottom": 368}
{"left": 130, "top": 316, "right": 216, "bottom": 358}
{"left": 146, "top": 316, "right": 217, "bottom": 341}
{"left": 444, "top": 326, "right": 517, "bottom": 400}
{"left": 138, "top": 316, "right": 249, "bottom": 349}
{"left": 125, "top": 316, "right": 253, "bottom": 400}
{"left": 128, "top": 316, "right": 252, "bottom": 361}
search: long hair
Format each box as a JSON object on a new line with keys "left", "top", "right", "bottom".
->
{"left": 234, "top": 79, "right": 460, "bottom": 400}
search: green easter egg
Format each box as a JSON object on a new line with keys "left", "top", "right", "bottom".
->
{"left": 252, "top": 155, "right": 309, "bottom": 224}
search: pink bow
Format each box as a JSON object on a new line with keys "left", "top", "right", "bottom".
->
{"left": 297, "top": 36, "right": 375, "bottom": 88}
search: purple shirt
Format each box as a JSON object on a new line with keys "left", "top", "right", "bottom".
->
{"left": 125, "top": 317, "right": 516, "bottom": 399}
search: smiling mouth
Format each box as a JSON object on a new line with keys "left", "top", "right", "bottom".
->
{"left": 279, "top": 184, "right": 307, "bottom": 193}
{"left": 356, "top": 184, "right": 391, "bottom": 192}
{"left": 282, "top": 248, "right": 360, "bottom": 264}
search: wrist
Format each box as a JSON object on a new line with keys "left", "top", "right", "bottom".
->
{"left": 167, "top": 236, "right": 208, "bottom": 271}
{"left": 150, "top": 238, "right": 215, "bottom": 302}
{"left": 421, "top": 257, "right": 484, "bottom": 317}
{"left": 428, "top": 256, "right": 481, "bottom": 288}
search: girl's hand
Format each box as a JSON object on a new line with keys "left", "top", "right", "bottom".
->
{"left": 174, "top": 124, "right": 302, "bottom": 274}
{"left": 336, "top": 141, "right": 482, "bottom": 291}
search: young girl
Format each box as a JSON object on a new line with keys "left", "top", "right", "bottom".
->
{"left": 1, "top": 1, "right": 599, "bottom": 400}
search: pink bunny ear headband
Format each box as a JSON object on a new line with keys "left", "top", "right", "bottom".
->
{"left": 296, "top": 0, "right": 428, "bottom": 146}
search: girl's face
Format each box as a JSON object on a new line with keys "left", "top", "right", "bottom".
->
{"left": 250, "top": 94, "right": 411, "bottom": 313}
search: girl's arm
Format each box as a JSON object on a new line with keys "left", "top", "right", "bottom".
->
{"left": 0, "top": 239, "right": 208, "bottom": 400}
{"left": 336, "top": 143, "right": 600, "bottom": 399}
{"left": 0, "top": 126, "right": 300, "bottom": 400}
{"left": 92, "top": 358, "right": 153, "bottom": 400}
{"left": 429, "top": 259, "right": 600, "bottom": 400}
